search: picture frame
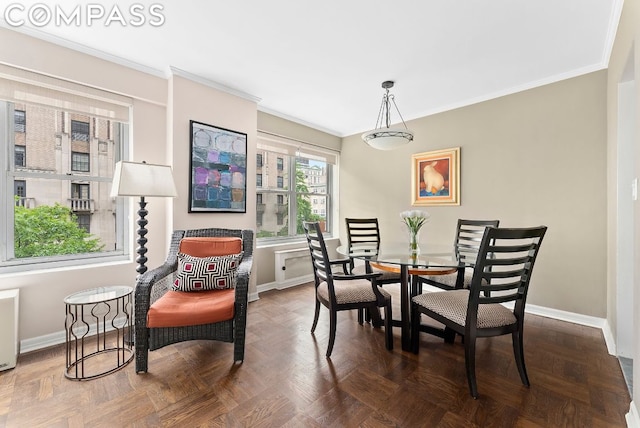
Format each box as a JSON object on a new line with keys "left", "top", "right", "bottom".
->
{"left": 188, "top": 120, "right": 247, "bottom": 213}
{"left": 411, "top": 147, "right": 460, "bottom": 206}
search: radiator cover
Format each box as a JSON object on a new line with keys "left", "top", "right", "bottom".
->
{"left": 274, "top": 248, "right": 313, "bottom": 288}
{"left": 0, "top": 289, "right": 19, "bottom": 371}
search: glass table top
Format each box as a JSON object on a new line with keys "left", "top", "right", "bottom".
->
{"left": 64, "top": 286, "right": 133, "bottom": 305}
{"left": 336, "top": 244, "right": 466, "bottom": 269}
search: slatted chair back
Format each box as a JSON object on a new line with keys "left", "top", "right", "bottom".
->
{"left": 417, "top": 219, "right": 499, "bottom": 292}
{"left": 454, "top": 219, "right": 501, "bottom": 265}
{"left": 303, "top": 221, "right": 336, "bottom": 303}
{"left": 468, "top": 226, "right": 547, "bottom": 326}
{"left": 345, "top": 218, "right": 381, "bottom": 253}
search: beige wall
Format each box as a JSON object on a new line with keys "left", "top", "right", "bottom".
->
{"left": 340, "top": 70, "right": 608, "bottom": 317}
{"left": 606, "top": 0, "right": 640, "bottom": 410}
{"left": 168, "top": 73, "right": 258, "bottom": 294}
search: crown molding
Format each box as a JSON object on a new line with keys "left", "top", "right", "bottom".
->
{"left": 258, "top": 105, "right": 342, "bottom": 137}
{"left": 169, "top": 66, "right": 261, "bottom": 104}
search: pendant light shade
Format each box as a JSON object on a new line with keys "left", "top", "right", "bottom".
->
{"left": 361, "top": 81, "right": 414, "bottom": 150}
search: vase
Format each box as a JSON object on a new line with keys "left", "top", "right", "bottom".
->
{"left": 409, "top": 229, "right": 420, "bottom": 256}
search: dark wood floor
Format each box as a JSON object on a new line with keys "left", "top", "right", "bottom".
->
{"left": 0, "top": 283, "right": 631, "bottom": 427}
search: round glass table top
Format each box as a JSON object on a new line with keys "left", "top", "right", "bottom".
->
{"left": 64, "top": 285, "right": 133, "bottom": 305}
{"left": 336, "top": 244, "right": 465, "bottom": 269}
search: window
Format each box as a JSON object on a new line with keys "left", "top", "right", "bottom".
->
{"left": 71, "top": 183, "right": 90, "bottom": 200}
{"left": 75, "top": 214, "right": 91, "bottom": 233}
{"left": 256, "top": 174, "right": 263, "bottom": 187}
{"left": 255, "top": 136, "right": 336, "bottom": 241}
{"left": 256, "top": 193, "right": 263, "bottom": 204}
{"left": 1, "top": 81, "right": 130, "bottom": 272}
{"left": 14, "top": 110, "right": 25, "bottom": 132}
{"left": 71, "top": 120, "right": 90, "bottom": 142}
{"left": 14, "top": 180, "right": 26, "bottom": 207}
{"left": 14, "top": 180, "right": 25, "bottom": 197}
{"left": 71, "top": 152, "right": 90, "bottom": 172}
{"left": 14, "top": 145, "right": 25, "bottom": 167}
{"left": 256, "top": 153, "right": 263, "bottom": 168}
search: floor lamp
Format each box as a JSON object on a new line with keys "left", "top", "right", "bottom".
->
{"left": 110, "top": 161, "right": 177, "bottom": 276}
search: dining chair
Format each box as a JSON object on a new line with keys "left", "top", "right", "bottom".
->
{"left": 411, "top": 225, "right": 547, "bottom": 398}
{"left": 303, "top": 221, "right": 393, "bottom": 357}
{"left": 416, "top": 219, "right": 500, "bottom": 292}
{"left": 345, "top": 218, "right": 402, "bottom": 323}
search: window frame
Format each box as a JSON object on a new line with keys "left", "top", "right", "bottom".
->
{"left": 0, "top": 102, "right": 130, "bottom": 273}
{"left": 14, "top": 145, "right": 25, "bottom": 167}
{"left": 71, "top": 119, "right": 90, "bottom": 142}
{"left": 14, "top": 109, "right": 25, "bottom": 132}
{"left": 255, "top": 138, "right": 336, "bottom": 245}
{"left": 71, "top": 151, "right": 90, "bottom": 172}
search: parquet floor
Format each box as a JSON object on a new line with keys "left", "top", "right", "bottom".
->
{"left": 0, "top": 282, "right": 631, "bottom": 427}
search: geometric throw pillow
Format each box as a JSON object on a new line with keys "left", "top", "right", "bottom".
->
{"left": 172, "top": 252, "right": 243, "bottom": 292}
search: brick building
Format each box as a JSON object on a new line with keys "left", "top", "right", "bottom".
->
{"left": 13, "top": 103, "right": 119, "bottom": 251}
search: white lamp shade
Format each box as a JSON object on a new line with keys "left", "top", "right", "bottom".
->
{"left": 361, "top": 127, "right": 414, "bottom": 150}
{"left": 110, "top": 161, "right": 177, "bottom": 198}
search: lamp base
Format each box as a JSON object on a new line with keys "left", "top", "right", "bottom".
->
{"left": 136, "top": 197, "right": 148, "bottom": 276}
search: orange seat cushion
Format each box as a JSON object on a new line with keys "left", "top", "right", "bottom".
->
{"left": 147, "top": 288, "right": 235, "bottom": 328}
{"left": 179, "top": 237, "right": 242, "bottom": 257}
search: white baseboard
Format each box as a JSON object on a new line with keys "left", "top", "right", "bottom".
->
{"left": 20, "top": 330, "right": 66, "bottom": 354}
{"left": 523, "top": 303, "right": 606, "bottom": 329}
{"left": 627, "top": 401, "right": 639, "bottom": 428}
{"left": 601, "top": 319, "right": 617, "bottom": 356}
{"left": 256, "top": 274, "right": 314, "bottom": 294}
{"left": 21, "top": 316, "right": 130, "bottom": 354}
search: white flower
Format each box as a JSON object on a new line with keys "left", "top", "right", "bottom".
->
{"left": 400, "top": 210, "right": 430, "bottom": 233}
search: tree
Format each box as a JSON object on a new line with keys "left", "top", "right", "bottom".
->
{"left": 14, "top": 202, "right": 104, "bottom": 258}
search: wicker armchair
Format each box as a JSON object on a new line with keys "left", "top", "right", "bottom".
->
{"left": 134, "top": 228, "right": 253, "bottom": 373}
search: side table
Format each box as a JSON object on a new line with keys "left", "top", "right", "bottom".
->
{"left": 64, "top": 286, "right": 134, "bottom": 380}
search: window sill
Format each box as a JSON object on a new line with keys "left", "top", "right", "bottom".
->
{"left": 0, "top": 254, "right": 131, "bottom": 278}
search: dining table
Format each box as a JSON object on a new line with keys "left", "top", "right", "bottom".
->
{"left": 336, "top": 243, "right": 469, "bottom": 351}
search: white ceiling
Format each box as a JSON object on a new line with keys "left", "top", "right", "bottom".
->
{"left": 1, "top": 0, "right": 622, "bottom": 137}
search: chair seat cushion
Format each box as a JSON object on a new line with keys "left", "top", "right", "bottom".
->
{"left": 172, "top": 252, "right": 243, "bottom": 291}
{"left": 412, "top": 289, "right": 516, "bottom": 329}
{"left": 318, "top": 279, "right": 391, "bottom": 305}
{"left": 147, "top": 288, "right": 235, "bottom": 328}
{"left": 352, "top": 264, "right": 401, "bottom": 282}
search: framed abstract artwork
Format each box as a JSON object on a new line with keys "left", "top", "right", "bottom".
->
{"left": 188, "top": 120, "right": 247, "bottom": 213}
{"left": 411, "top": 147, "right": 460, "bottom": 206}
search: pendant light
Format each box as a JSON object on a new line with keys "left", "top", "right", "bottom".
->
{"left": 361, "top": 81, "right": 414, "bottom": 150}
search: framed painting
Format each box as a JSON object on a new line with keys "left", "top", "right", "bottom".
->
{"left": 188, "top": 120, "right": 247, "bottom": 213}
{"left": 411, "top": 147, "right": 460, "bottom": 206}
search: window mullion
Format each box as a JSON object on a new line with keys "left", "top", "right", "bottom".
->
{"left": 0, "top": 102, "right": 13, "bottom": 261}
{"left": 289, "top": 155, "right": 297, "bottom": 237}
